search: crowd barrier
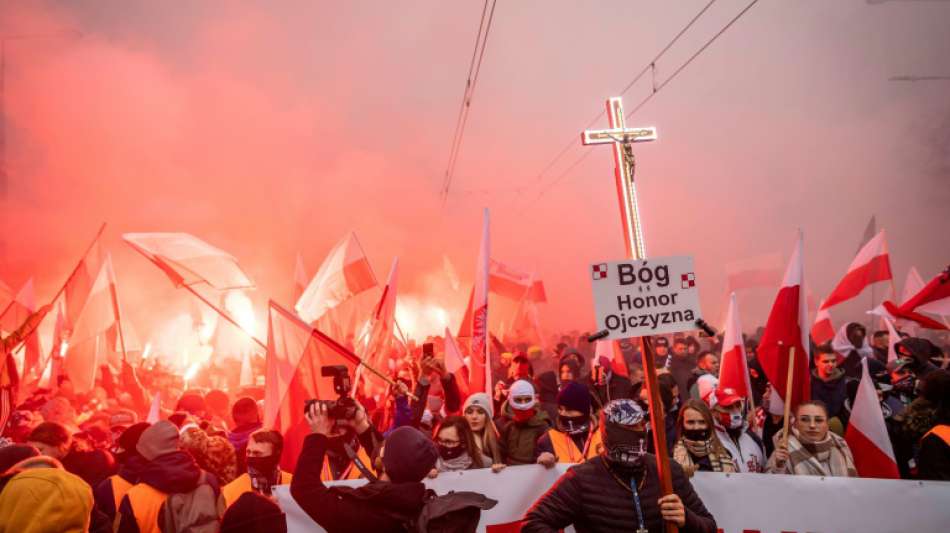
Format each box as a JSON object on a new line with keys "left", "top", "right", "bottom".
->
{"left": 274, "top": 464, "right": 949, "bottom": 532}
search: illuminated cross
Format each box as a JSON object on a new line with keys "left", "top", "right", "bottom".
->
{"left": 581, "top": 97, "right": 657, "bottom": 260}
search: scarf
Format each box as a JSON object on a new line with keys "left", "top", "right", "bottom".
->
{"left": 436, "top": 453, "right": 473, "bottom": 472}
{"left": 784, "top": 429, "right": 857, "bottom": 477}
{"left": 673, "top": 438, "right": 734, "bottom": 473}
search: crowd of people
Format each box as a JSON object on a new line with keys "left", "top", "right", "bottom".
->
{"left": 0, "top": 314, "right": 948, "bottom": 532}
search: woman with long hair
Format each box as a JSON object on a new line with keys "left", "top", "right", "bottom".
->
{"left": 428, "top": 415, "right": 492, "bottom": 477}
{"left": 673, "top": 399, "right": 738, "bottom": 476}
{"left": 463, "top": 393, "right": 506, "bottom": 472}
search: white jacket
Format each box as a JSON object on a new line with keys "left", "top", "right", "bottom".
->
{"left": 714, "top": 425, "right": 765, "bottom": 473}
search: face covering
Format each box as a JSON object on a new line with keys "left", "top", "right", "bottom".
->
{"left": 892, "top": 375, "right": 916, "bottom": 395}
{"left": 558, "top": 414, "right": 590, "bottom": 435}
{"left": 603, "top": 423, "right": 649, "bottom": 471}
{"left": 513, "top": 408, "right": 537, "bottom": 423}
{"left": 717, "top": 410, "right": 743, "bottom": 430}
{"left": 246, "top": 454, "right": 280, "bottom": 476}
{"left": 682, "top": 428, "right": 711, "bottom": 441}
{"left": 438, "top": 444, "right": 466, "bottom": 460}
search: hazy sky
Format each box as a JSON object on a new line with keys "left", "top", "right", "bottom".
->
{"left": 2, "top": 0, "right": 948, "bottom": 342}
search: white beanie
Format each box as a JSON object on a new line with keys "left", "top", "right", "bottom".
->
{"left": 463, "top": 392, "right": 494, "bottom": 419}
{"left": 508, "top": 380, "right": 537, "bottom": 411}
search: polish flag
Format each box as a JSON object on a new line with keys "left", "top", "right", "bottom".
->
{"left": 361, "top": 258, "right": 400, "bottom": 390}
{"left": 457, "top": 285, "right": 475, "bottom": 339}
{"left": 264, "top": 301, "right": 361, "bottom": 471}
{"left": 811, "top": 299, "right": 835, "bottom": 346}
{"left": 593, "top": 339, "right": 629, "bottom": 378}
{"left": 293, "top": 253, "right": 308, "bottom": 303}
{"left": 64, "top": 230, "right": 105, "bottom": 330}
{"left": 880, "top": 316, "right": 901, "bottom": 364}
{"left": 0, "top": 280, "right": 42, "bottom": 379}
{"left": 489, "top": 260, "right": 547, "bottom": 303}
{"left": 718, "top": 293, "right": 753, "bottom": 399}
{"left": 845, "top": 359, "right": 899, "bottom": 478}
{"left": 901, "top": 267, "right": 926, "bottom": 305}
{"left": 470, "top": 209, "right": 491, "bottom": 394}
{"left": 757, "top": 232, "right": 811, "bottom": 410}
{"left": 295, "top": 232, "right": 377, "bottom": 324}
{"left": 444, "top": 328, "right": 470, "bottom": 398}
{"left": 820, "top": 230, "right": 892, "bottom": 310}
{"left": 883, "top": 267, "right": 950, "bottom": 330}
{"left": 63, "top": 255, "right": 126, "bottom": 393}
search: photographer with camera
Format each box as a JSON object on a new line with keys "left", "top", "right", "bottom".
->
{"left": 222, "top": 429, "right": 293, "bottom": 507}
{"left": 292, "top": 402, "right": 496, "bottom": 532}
{"left": 309, "top": 366, "right": 384, "bottom": 481}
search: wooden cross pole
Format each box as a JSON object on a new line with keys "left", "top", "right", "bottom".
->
{"left": 583, "top": 97, "right": 676, "bottom": 532}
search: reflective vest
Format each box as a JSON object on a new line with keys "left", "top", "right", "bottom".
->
{"left": 924, "top": 424, "right": 950, "bottom": 446}
{"left": 125, "top": 483, "right": 167, "bottom": 533}
{"left": 109, "top": 474, "right": 134, "bottom": 512}
{"left": 222, "top": 470, "right": 293, "bottom": 507}
{"left": 547, "top": 429, "right": 603, "bottom": 463}
{"left": 321, "top": 446, "right": 375, "bottom": 481}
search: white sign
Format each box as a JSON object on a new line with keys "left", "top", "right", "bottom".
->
{"left": 590, "top": 256, "right": 702, "bottom": 340}
{"left": 276, "top": 465, "right": 950, "bottom": 533}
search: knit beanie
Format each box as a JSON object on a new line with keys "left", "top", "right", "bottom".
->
{"left": 463, "top": 392, "right": 494, "bottom": 419}
{"left": 557, "top": 381, "right": 591, "bottom": 415}
{"left": 382, "top": 426, "right": 438, "bottom": 483}
{"left": 221, "top": 492, "right": 287, "bottom": 533}
{"left": 136, "top": 420, "right": 180, "bottom": 461}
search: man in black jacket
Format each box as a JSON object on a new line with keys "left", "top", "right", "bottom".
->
{"left": 523, "top": 399, "right": 716, "bottom": 533}
{"left": 291, "top": 402, "right": 439, "bottom": 532}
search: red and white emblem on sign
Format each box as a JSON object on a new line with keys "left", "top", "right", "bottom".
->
{"left": 681, "top": 272, "right": 696, "bottom": 289}
{"left": 592, "top": 264, "right": 608, "bottom": 280}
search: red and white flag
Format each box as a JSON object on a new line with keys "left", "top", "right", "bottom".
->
{"left": 718, "top": 292, "right": 753, "bottom": 400}
{"left": 63, "top": 255, "right": 128, "bottom": 393}
{"left": 264, "top": 301, "right": 361, "bottom": 471}
{"left": 360, "top": 258, "right": 400, "bottom": 391}
{"left": 757, "top": 232, "right": 811, "bottom": 410}
{"left": 880, "top": 316, "right": 900, "bottom": 364}
{"left": 123, "top": 232, "right": 254, "bottom": 291}
{"left": 0, "top": 280, "right": 42, "bottom": 379}
{"left": 295, "top": 232, "right": 377, "bottom": 324}
{"left": 443, "top": 327, "right": 470, "bottom": 398}
{"left": 811, "top": 299, "right": 835, "bottom": 346}
{"left": 470, "top": 209, "right": 491, "bottom": 394}
{"left": 488, "top": 260, "right": 546, "bottom": 303}
{"left": 293, "top": 252, "right": 309, "bottom": 303}
{"left": 65, "top": 229, "right": 106, "bottom": 330}
{"left": 593, "top": 339, "right": 629, "bottom": 378}
{"left": 882, "top": 267, "right": 950, "bottom": 330}
{"left": 820, "top": 230, "right": 892, "bottom": 310}
{"left": 845, "top": 359, "right": 899, "bottom": 478}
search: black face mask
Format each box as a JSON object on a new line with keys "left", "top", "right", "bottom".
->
{"left": 682, "top": 428, "right": 710, "bottom": 441}
{"left": 246, "top": 455, "right": 280, "bottom": 476}
{"left": 603, "top": 424, "right": 649, "bottom": 471}
{"left": 892, "top": 375, "right": 916, "bottom": 395}
{"left": 558, "top": 414, "right": 590, "bottom": 435}
{"left": 438, "top": 444, "right": 466, "bottom": 460}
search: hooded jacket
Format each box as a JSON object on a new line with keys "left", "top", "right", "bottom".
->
{"left": 522, "top": 454, "right": 716, "bottom": 533}
{"left": 0, "top": 466, "right": 93, "bottom": 533}
{"left": 115, "top": 451, "right": 220, "bottom": 533}
{"left": 496, "top": 404, "right": 552, "bottom": 465}
{"left": 290, "top": 433, "right": 428, "bottom": 532}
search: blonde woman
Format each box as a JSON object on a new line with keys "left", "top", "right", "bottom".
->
{"left": 462, "top": 393, "right": 506, "bottom": 472}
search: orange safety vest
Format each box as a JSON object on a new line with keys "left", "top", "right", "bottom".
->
{"left": 125, "top": 483, "right": 167, "bottom": 533}
{"left": 109, "top": 474, "right": 134, "bottom": 512}
{"left": 321, "top": 446, "right": 375, "bottom": 481}
{"left": 222, "top": 470, "right": 294, "bottom": 507}
{"left": 924, "top": 424, "right": 950, "bottom": 446}
{"left": 547, "top": 429, "right": 603, "bottom": 463}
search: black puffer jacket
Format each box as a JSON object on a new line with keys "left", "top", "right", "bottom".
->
{"left": 522, "top": 455, "right": 716, "bottom": 533}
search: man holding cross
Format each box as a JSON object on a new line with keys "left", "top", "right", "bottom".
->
{"left": 522, "top": 399, "right": 717, "bottom": 533}
{"left": 525, "top": 96, "right": 717, "bottom": 533}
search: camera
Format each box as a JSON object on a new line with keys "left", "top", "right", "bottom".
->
{"left": 304, "top": 365, "right": 358, "bottom": 420}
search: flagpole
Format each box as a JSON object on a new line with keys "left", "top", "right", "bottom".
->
{"left": 781, "top": 345, "right": 796, "bottom": 450}
{"left": 310, "top": 326, "right": 417, "bottom": 401}
{"left": 184, "top": 285, "right": 267, "bottom": 351}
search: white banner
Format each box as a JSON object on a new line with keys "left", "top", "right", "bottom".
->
{"left": 275, "top": 465, "right": 949, "bottom": 533}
